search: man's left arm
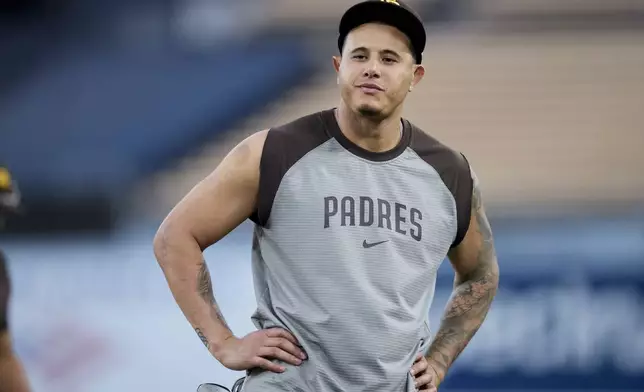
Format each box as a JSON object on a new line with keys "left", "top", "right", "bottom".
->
{"left": 425, "top": 170, "right": 500, "bottom": 385}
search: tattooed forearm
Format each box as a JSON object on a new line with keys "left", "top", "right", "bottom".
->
{"left": 427, "top": 173, "right": 499, "bottom": 381}
{"left": 427, "top": 267, "right": 498, "bottom": 376}
{"left": 195, "top": 328, "right": 209, "bottom": 348}
{"left": 195, "top": 260, "right": 230, "bottom": 346}
{"left": 197, "top": 260, "right": 216, "bottom": 303}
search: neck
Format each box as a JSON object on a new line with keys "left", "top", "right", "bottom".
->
{"left": 335, "top": 102, "right": 403, "bottom": 153}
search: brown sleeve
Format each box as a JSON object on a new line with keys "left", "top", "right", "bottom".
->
{"left": 409, "top": 125, "right": 473, "bottom": 248}
{"left": 249, "top": 111, "right": 332, "bottom": 227}
{"left": 0, "top": 251, "right": 10, "bottom": 331}
{"left": 449, "top": 153, "right": 474, "bottom": 248}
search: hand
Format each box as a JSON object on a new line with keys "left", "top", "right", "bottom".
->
{"left": 410, "top": 354, "right": 440, "bottom": 391}
{"left": 213, "top": 328, "right": 307, "bottom": 373}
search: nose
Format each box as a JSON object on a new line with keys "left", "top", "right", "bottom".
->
{"left": 362, "top": 59, "right": 381, "bottom": 79}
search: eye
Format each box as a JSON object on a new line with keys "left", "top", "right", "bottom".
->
{"left": 383, "top": 57, "right": 397, "bottom": 64}
{"left": 352, "top": 55, "right": 367, "bottom": 60}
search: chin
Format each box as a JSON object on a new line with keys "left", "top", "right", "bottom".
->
{"left": 355, "top": 103, "right": 384, "bottom": 119}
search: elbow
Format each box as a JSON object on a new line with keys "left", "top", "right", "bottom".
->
{"left": 153, "top": 219, "right": 200, "bottom": 271}
{"left": 484, "top": 258, "right": 500, "bottom": 288}
{"left": 153, "top": 220, "right": 179, "bottom": 269}
{"left": 492, "top": 258, "right": 500, "bottom": 284}
{"left": 487, "top": 260, "right": 500, "bottom": 298}
{"left": 153, "top": 225, "right": 169, "bottom": 267}
{"left": 455, "top": 258, "right": 500, "bottom": 294}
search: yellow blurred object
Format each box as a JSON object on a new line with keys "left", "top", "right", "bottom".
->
{"left": 0, "top": 168, "right": 12, "bottom": 191}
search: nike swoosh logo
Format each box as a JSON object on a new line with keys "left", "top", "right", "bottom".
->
{"left": 362, "top": 240, "right": 389, "bottom": 249}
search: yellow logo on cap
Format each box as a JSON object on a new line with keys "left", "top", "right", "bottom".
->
{"left": 381, "top": 0, "right": 400, "bottom": 5}
{"left": 0, "top": 168, "right": 12, "bottom": 191}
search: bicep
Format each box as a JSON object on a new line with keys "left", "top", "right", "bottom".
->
{"left": 158, "top": 130, "right": 267, "bottom": 250}
{"left": 447, "top": 170, "right": 498, "bottom": 281}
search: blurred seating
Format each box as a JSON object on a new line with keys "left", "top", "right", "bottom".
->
{"left": 262, "top": 0, "right": 429, "bottom": 27}
{"left": 409, "top": 32, "right": 644, "bottom": 210}
{"left": 145, "top": 30, "right": 644, "bottom": 216}
{"left": 471, "top": 0, "right": 644, "bottom": 18}
{"left": 0, "top": 35, "right": 316, "bottom": 232}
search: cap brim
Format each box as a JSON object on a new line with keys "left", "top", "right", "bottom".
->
{"left": 338, "top": 1, "right": 426, "bottom": 64}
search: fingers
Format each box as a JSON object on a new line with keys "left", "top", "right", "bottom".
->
{"left": 414, "top": 373, "right": 433, "bottom": 389}
{"left": 267, "top": 337, "right": 307, "bottom": 360}
{"left": 264, "top": 328, "right": 308, "bottom": 360}
{"left": 424, "top": 385, "right": 437, "bottom": 392}
{"left": 266, "top": 328, "right": 300, "bottom": 346}
{"left": 411, "top": 355, "right": 435, "bottom": 391}
{"left": 410, "top": 357, "right": 428, "bottom": 376}
{"left": 258, "top": 346, "right": 303, "bottom": 367}
{"left": 252, "top": 356, "right": 285, "bottom": 373}
{"left": 249, "top": 328, "right": 308, "bottom": 373}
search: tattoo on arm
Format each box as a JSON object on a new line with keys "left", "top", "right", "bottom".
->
{"left": 195, "top": 328, "right": 209, "bottom": 348}
{"left": 197, "top": 260, "right": 216, "bottom": 304}
{"left": 427, "top": 172, "right": 500, "bottom": 379}
{"left": 194, "top": 260, "right": 230, "bottom": 348}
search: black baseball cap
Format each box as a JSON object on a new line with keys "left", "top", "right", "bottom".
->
{"left": 338, "top": 0, "right": 426, "bottom": 64}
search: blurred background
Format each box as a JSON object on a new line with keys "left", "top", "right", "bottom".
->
{"left": 1, "top": 0, "right": 643, "bottom": 391}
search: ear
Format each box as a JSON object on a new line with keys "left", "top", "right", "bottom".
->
{"left": 333, "top": 56, "right": 341, "bottom": 73}
{"left": 409, "top": 64, "right": 425, "bottom": 91}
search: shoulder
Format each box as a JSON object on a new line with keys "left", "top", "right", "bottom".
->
{"left": 406, "top": 122, "right": 474, "bottom": 248}
{"left": 263, "top": 110, "right": 332, "bottom": 151}
{"left": 233, "top": 110, "right": 331, "bottom": 166}
{"left": 408, "top": 122, "right": 470, "bottom": 176}
{"left": 250, "top": 110, "right": 333, "bottom": 227}
{"left": 259, "top": 109, "right": 334, "bottom": 181}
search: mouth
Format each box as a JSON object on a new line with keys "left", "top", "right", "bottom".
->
{"left": 357, "top": 83, "right": 384, "bottom": 94}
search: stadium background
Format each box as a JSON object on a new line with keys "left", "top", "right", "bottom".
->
{"left": 1, "top": 0, "right": 643, "bottom": 391}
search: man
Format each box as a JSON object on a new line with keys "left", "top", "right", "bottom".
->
{"left": 0, "top": 167, "right": 31, "bottom": 392}
{"left": 154, "top": 1, "right": 499, "bottom": 391}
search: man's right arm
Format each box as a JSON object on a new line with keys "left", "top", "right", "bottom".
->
{"left": 153, "top": 130, "right": 267, "bottom": 356}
